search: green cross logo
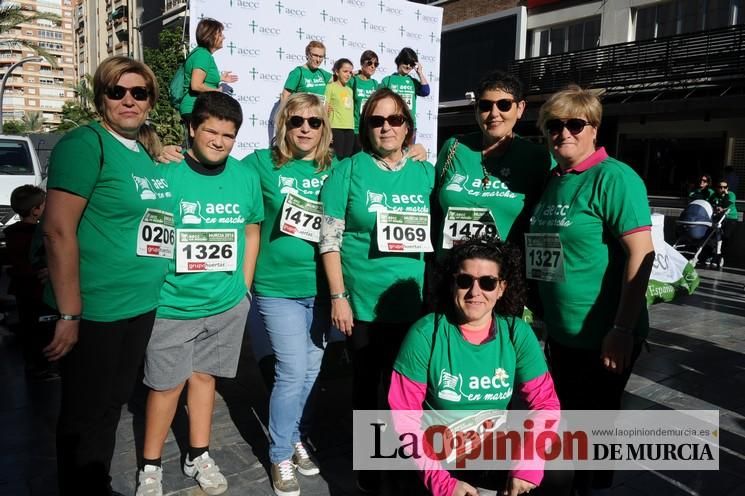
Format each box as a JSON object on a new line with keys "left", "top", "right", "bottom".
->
{"left": 249, "top": 114, "right": 258, "bottom": 126}
{"left": 378, "top": 41, "right": 385, "bottom": 54}
{"left": 320, "top": 9, "right": 328, "bottom": 22}
{"left": 249, "top": 67, "right": 258, "bottom": 80}
{"left": 415, "top": 9, "right": 421, "bottom": 21}
{"left": 275, "top": 1, "right": 284, "bottom": 14}
{"left": 249, "top": 20, "right": 258, "bottom": 33}
{"left": 276, "top": 47, "right": 285, "bottom": 60}
{"left": 427, "top": 110, "right": 433, "bottom": 120}
{"left": 378, "top": 0, "right": 384, "bottom": 13}
{"left": 399, "top": 25, "right": 405, "bottom": 37}
{"left": 339, "top": 34, "right": 347, "bottom": 47}
{"left": 296, "top": 27, "right": 304, "bottom": 40}
{"left": 430, "top": 32, "right": 437, "bottom": 43}
{"left": 361, "top": 17, "right": 368, "bottom": 30}
{"left": 227, "top": 41, "right": 237, "bottom": 55}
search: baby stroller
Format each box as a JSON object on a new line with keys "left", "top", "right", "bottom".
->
{"left": 673, "top": 199, "right": 727, "bottom": 267}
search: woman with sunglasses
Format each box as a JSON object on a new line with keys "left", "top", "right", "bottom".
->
{"left": 688, "top": 174, "right": 714, "bottom": 202}
{"left": 390, "top": 237, "right": 566, "bottom": 496}
{"left": 350, "top": 50, "right": 380, "bottom": 152}
{"left": 243, "top": 93, "right": 335, "bottom": 496}
{"left": 281, "top": 40, "right": 332, "bottom": 103}
{"left": 381, "top": 47, "right": 430, "bottom": 136}
{"left": 529, "top": 85, "right": 654, "bottom": 496}
{"left": 42, "top": 56, "right": 173, "bottom": 495}
{"left": 320, "top": 88, "right": 434, "bottom": 488}
{"left": 434, "top": 70, "right": 552, "bottom": 257}
{"left": 708, "top": 179, "right": 738, "bottom": 268}
{"left": 180, "top": 18, "right": 238, "bottom": 138}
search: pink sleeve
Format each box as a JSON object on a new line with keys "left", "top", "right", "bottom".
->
{"left": 509, "top": 371, "right": 561, "bottom": 487}
{"left": 389, "top": 371, "right": 458, "bottom": 496}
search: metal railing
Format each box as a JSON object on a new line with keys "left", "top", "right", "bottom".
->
{"left": 509, "top": 25, "right": 745, "bottom": 96}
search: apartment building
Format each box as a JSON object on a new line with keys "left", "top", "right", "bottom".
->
{"left": 0, "top": 0, "right": 76, "bottom": 130}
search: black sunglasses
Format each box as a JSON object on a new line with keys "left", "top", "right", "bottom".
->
{"left": 454, "top": 273, "right": 501, "bottom": 292}
{"left": 718, "top": 185, "right": 728, "bottom": 189}
{"left": 288, "top": 115, "right": 323, "bottom": 130}
{"left": 545, "top": 118, "right": 590, "bottom": 135}
{"left": 367, "top": 114, "right": 407, "bottom": 128}
{"left": 477, "top": 98, "right": 516, "bottom": 113}
{"left": 364, "top": 60, "right": 380, "bottom": 68}
{"left": 105, "top": 85, "right": 149, "bottom": 101}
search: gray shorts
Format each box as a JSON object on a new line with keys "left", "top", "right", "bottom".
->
{"left": 144, "top": 297, "right": 250, "bottom": 391}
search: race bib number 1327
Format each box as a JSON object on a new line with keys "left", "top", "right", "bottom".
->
{"left": 525, "top": 233, "right": 566, "bottom": 283}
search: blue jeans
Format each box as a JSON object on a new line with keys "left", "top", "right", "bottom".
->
{"left": 254, "top": 295, "right": 328, "bottom": 463}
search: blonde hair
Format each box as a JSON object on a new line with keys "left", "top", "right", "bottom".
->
{"left": 537, "top": 85, "right": 602, "bottom": 133}
{"left": 272, "top": 93, "right": 332, "bottom": 170}
{"left": 137, "top": 123, "right": 163, "bottom": 158}
{"left": 305, "top": 40, "right": 326, "bottom": 55}
{"left": 93, "top": 56, "right": 158, "bottom": 116}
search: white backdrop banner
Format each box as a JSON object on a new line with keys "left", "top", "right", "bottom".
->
{"left": 191, "top": 0, "right": 443, "bottom": 160}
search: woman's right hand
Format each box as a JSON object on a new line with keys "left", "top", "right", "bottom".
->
{"left": 331, "top": 298, "right": 354, "bottom": 335}
{"left": 453, "top": 480, "right": 480, "bottom": 496}
{"left": 43, "top": 319, "right": 80, "bottom": 362}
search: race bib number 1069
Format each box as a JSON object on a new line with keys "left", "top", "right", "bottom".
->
{"left": 376, "top": 210, "right": 433, "bottom": 253}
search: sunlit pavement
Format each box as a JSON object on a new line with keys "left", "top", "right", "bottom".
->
{"left": 1, "top": 267, "right": 744, "bottom": 495}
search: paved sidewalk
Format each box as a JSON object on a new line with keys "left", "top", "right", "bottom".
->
{"left": 1, "top": 267, "right": 744, "bottom": 496}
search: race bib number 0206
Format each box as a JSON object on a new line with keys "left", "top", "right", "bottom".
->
{"left": 442, "top": 207, "right": 499, "bottom": 249}
{"left": 376, "top": 210, "right": 433, "bottom": 253}
{"left": 176, "top": 229, "right": 238, "bottom": 273}
{"left": 525, "top": 233, "right": 566, "bottom": 283}
{"left": 280, "top": 192, "right": 322, "bottom": 243}
{"left": 137, "top": 209, "right": 175, "bottom": 259}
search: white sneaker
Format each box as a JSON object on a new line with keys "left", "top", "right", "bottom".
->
{"left": 135, "top": 465, "right": 163, "bottom": 496}
{"left": 292, "top": 442, "right": 320, "bottom": 476}
{"left": 183, "top": 452, "right": 228, "bottom": 495}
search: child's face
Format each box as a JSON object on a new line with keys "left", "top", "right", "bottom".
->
{"left": 32, "top": 200, "right": 46, "bottom": 219}
{"left": 337, "top": 63, "right": 354, "bottom": 85}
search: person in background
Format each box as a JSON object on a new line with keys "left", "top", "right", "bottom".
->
{"left": 281, "top": 41, "right": 332, "bottom": 103}
{"left": 4, "top": 185, "right": 49, "bottom": 376}
{"left": 325, "top": 58, "right": 356, "bottom": 159}
{"left": 244, "top": 92, "right": 335, "bottom": 496}
{"left": 180, "top": 18, "right": 238, "bottom": 140}
{"left": 381, "top": 47, "right": 430, "bottom": 138}
{"left": 688, "top": 174, "right": 714, "bottom": 201}
{"left": 530, "top": 85, "right": 654, "bottom": 496}
{"left": 43, "top": 55, "right": 173, "bottom": 496}
{"left": 708, "top": 179, "right": 738, "bottom": 268}
{"left": 350, "top": 50, "right": 380, "bottom": 153}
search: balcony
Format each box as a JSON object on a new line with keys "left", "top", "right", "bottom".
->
{"left": 509, "top": 25, "right": 745, "bottom": 101}
{"left": 164, "top": 0, "right": 187, "bottom": 12}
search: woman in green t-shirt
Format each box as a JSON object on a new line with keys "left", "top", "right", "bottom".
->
{"left": 435, "top": 70, "right": 552, "bottom": 256}
{"left": 350, "top": 50, "right": 380, "bottom": 153}
{"left": 530, "top": 86, "right": 654, "bottom": 495}
{"left": 390, "top": 237, "right": 566, "bottom": 496}
{"left": 180, "top": 18, "right": 238, "bottom": 137}
{"left": 244, "top": 93, "right": 334, "bottom": 496}
{"left": 43, "top": 56, "right": 174, "bottom": 495}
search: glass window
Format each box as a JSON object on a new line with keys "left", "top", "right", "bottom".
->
{"left": 550, "top": 26, "right": 567, "bottom": 54}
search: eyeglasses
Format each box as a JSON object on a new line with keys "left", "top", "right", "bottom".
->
{"left": 105, "top": 85, "right": 149, "bottom": 101}
{"left": 545, "top": 118, "right": 591, "bottom": 135}
{"left": 402, "top": 62, "right": 416, "bottom": 69}
{"left": 367, "top": 114, "right": 407, "bottom": 128}
{"left": 364, "top": 60, "right": 380, "bottom": 68}
{"left": 288, "top": 115, "right": 323, "bottom": 130}
{"left": 453, "top": 273, "right": 502, "bottom": 292}
{"left": 477, "top": 98, "right": 516, "bottom": 113}
{"left": 308, "top": 52, "right": 325, "bottom": 60}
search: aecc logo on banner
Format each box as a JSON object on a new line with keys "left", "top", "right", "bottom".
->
{"left": 229, "top": 0, "right": 260, "bottom": 9}
{"left": 226, "top": 42, "right": 261, "bottom": 57}
{"left": 274, "top": 1, "right": 305, "bottom": 16}
{"left": 247, "top": 67, "right": 283, "bottom": 82}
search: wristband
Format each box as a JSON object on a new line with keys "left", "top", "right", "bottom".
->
{"left": 330, "top": 291, "right": 349, "bottom": 300}
{"left": 59, "top": 313, "right": 82, "bottom": 321}
{"left": 612, "top": 325, "right": 633, "bottom": 335}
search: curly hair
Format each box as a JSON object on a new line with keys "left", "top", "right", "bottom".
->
{"left": 434, "top": 236, "right": 527, "bottom": 318}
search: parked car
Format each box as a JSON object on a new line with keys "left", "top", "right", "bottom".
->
{"left": 0, "top": 135, "right": 44, "bottom": 264}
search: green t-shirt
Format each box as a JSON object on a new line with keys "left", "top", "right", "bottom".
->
{"left": 528, "top": 153, "right": 652, "bottom": 349}
{"left": 320, "top": 152, "right": 435, "bottom": 323}
{"left": 157, "top": 155, "right": 264, "bottom": 319}
{"left": 351, "top": 75, "right": 378, "bottom": 133}
{"left": 45, "top": 122, "right": 175, "bottom": 321}
{"left": 394, "top": 313, "right": 547, "bottom": 411}
{"left": 324, "top": 82, "right": 354, "bottom": 130}
{"left": 381, "top": 73, "right": 422, "bottom": 127}
{"left": 283, "top": 66, "right": 332, "bottom": 99}
{"left": 180, "top": 47, "right": 220, "bottom": 116}
{"left": 710, "top": 191, "right": 738, "bottom": 220}
{"left": 435, "top": 133, "right": 553, "bottom": 258}
{"left": 245, "top": 148, "right": 335, "bottom": 298}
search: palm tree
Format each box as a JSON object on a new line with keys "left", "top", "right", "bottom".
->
{"left": 72, "top": 74, "right": 95, "bottom": 111}
{"left": 21, "top": 110, "right": 43, "bottom": 132}
{"left": 0, "top": 4, "right": 61, "bottom": 66}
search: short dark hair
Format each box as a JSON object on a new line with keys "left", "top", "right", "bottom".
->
{"left": 358, "top": 88, "right": 414, "bottom": 153}
{"left": 476, "top": 70, "right": 525, "bottom": 102}
{"left": 191, "top": 92, "right": 243, "bottom": 132}
{"left": 394, "top": 47, "right": 418, "bottom": 66}
{"left": 195, "top": 18, "right": 223, "bottom": 50}
{"left": 435, "top": 236, "right": 527, "bottom": 317}
{"left": 360, "top": 50, "right": 378, "bottom": 65}
{"left": 332, "top": 58, "right": 353, "bottom": 81}
{"left": 10, "top": 184, "right": 45, "bottom": 217}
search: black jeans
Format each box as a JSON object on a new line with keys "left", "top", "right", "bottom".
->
{"left": 56, "top": 310, "right": 156, "bottom": 495}
{"left": 545, "top": 337, "right": 643, "bottom": 494}
{"left": 331, "top": 128, "right": 356, "bottom": 160}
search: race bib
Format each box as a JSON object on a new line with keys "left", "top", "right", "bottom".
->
{"left": 442, "top": 207, "right": 499, "bottom": 249}
{"left": 136, "top": 209, "right": 175, "bottom": 259}
{"left": 525, "top": 233, "right": 566, "bottom": 283}
{"left": 376, "top": 210, "right": 433, "bottom": 253}
{"left": 280, "top": 191, "right": 323, "bottom": 243}
{"left": 401, "top": 92, "right": 414, "bottom": 109}
{"left": 176, "top": 229, "right": 238, "bottom": 273}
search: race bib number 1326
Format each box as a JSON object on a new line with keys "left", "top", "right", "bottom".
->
{"left": 176, "top": 229, "right": 238, "bottom": 273}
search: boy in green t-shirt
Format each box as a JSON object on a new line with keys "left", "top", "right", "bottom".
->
{"left": 137, "top": 92, "right": 264, "bottom": 496}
